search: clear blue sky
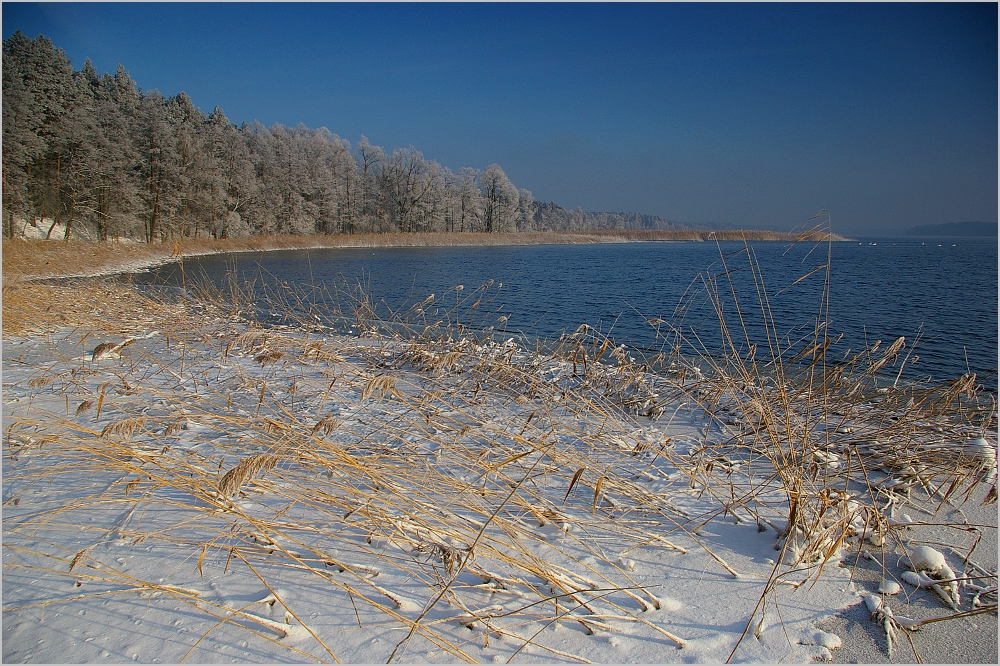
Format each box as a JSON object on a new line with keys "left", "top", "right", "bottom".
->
{"left": 4, "top": 2, "right": 996, "bottom": 235}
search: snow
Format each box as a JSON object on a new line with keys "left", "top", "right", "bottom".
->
{"left": 0, "top": 315, "right": 982, "bottom": 664}
{"left": 907, "top": 546, "right": 947, "bottom": 574}
{"left": 15, "top": 218, "right": 77, "bottom": 241}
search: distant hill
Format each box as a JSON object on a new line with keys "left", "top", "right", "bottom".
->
{"left": 907, "top": 221, "right": 997, "bottom": 237}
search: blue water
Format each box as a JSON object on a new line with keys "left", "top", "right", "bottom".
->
{"left": 136, "top": 238, "right": 998, "bottom": 384}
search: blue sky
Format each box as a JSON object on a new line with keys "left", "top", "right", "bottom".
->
{"left": 3, "top": 2, "right": 996, "bottom": 235}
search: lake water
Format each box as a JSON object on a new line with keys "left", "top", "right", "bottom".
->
{"left": 137, "top": 238, "right": 997, "bottom": 385}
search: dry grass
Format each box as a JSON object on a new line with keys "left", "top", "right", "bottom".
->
{"left": 653, "top": 217, "right": 997, "bottom": 658}
{"left": 2, "top": 277, "right": 189, "bottom": 337}
{"left": 3, "top": 229, "right": 851, "bottom": 282}
{"left": 3, "top": 283, "right": 700, "bottom": 660}
{"left": 218, "top": 453, "right": 284, "bottom": 497}
{"left": 666, "top": 236, "right": 995, "bottom": 559}
{"left": 2, "top": 237, "right": 169, "bottom": 281}
{"left": 2, "top": 218, "right": 993, "bottom": 663}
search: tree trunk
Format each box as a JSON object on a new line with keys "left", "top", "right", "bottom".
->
{"left": 96, "top": 188, "right": 110, "bottom": 242}
{"left": 45, "top": 210, "right": 60, "bottom": 239}
{"left": 45, "top": 154, "right": 62, "bottom": 239}
{"left": 63, "top": 199, "right": 74, "bottom": 240}
{"left": 148, "top": 198, "right": 160, "bottom": 243}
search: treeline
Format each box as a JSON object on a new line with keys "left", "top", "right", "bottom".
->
{"left": 3, "top": 32, "right": 689, "bottom": 243}
{"left": 533, "top": 202, "right": 683, "bottom": 233}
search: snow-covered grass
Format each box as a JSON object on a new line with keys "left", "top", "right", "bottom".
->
{"left": 664, "top": 242, "right": 996, "bottom": 569}
{"left": 3, "top": 240, "right": 995, "bottom": 663}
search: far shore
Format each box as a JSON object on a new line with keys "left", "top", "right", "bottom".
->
{"left": 3, "top": 228, "right": 850, "bottom": 282}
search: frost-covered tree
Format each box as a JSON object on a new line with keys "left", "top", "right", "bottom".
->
{"left": 2, "top": 32, "right": 45, "bottom": 236}
{"left": 47, "top": 76, "right": 100, "bottom": 240}
{"left": 480, "top": 164, "right": 518, "bottom": 233}
{"left": 2, "top": 32, "right": 547, "bottom": 241}
{"left": 87, "top": 65, "right": 143, "bottom": 240}
{"left": 456, "top": 167, "right": 482, "bottom": 232}
{"left": 2, "top": 31, "right": 80, "bottom": 235}
{"left": 136, "top": 91, "right": 186, "bottom": 242}
{"left": 293, "top": 126, "right": 355, "bottom": 234}
{"left": 382, "top": 147, "right": 439, "bottom": 233}
{"left": 200, "top": 107, "right": 252, "bottom": 238}
{"left": 515, "top": 187, "right": 534, "bottom": 232}
{"left": 166, "top": 92, "right": 209, "bottom": 238}
{"left": 355, "top": 135, "right": 384, "bottom": 233}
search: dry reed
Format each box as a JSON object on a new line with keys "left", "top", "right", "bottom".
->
{"left": 2, "top": 218, "right": 993, "bottom": 663}
{"left": 218, "top": 453, "right": 283, "bottom": 497}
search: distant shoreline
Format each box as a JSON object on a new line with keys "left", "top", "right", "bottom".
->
{"left": 905, "top": 220, "right": 997, "bottom": 238}
{"left": 3, "top": 229, "right": 852, "bottom": 282}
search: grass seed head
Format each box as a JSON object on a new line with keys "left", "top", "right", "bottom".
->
{"left": 100, "top": 416, "right": 148, "bottom": 439}
{"left": 218, "top": 453, "right": 282, "bottom": 497}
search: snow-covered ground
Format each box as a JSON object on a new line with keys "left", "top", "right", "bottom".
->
{"left": 3, "top": 295, "right": 995, "bottom": 663}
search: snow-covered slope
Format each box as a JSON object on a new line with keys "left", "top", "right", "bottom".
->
{"left": 4, "top": 321, "right": 862, "bottom": 663}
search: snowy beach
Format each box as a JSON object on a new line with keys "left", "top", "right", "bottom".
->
{"left": 4, "top": 2, "right": 997, "bottom": 660}
{"left": 3, "top": 273, "right": 996, "bottom": 663}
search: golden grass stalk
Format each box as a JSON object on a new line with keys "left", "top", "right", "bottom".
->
{"left": 218, "top": 453, "right": 282, "bottom": 497}
{"left": 99, "top": 416, "right": 147, "bottom": 439}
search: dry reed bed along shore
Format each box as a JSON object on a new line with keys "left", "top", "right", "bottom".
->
{"left": 2, "top": 228, "right": 850, "bottom": 282}
{"left": 2, "top": 245, "right": 995, "bottom": 663}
